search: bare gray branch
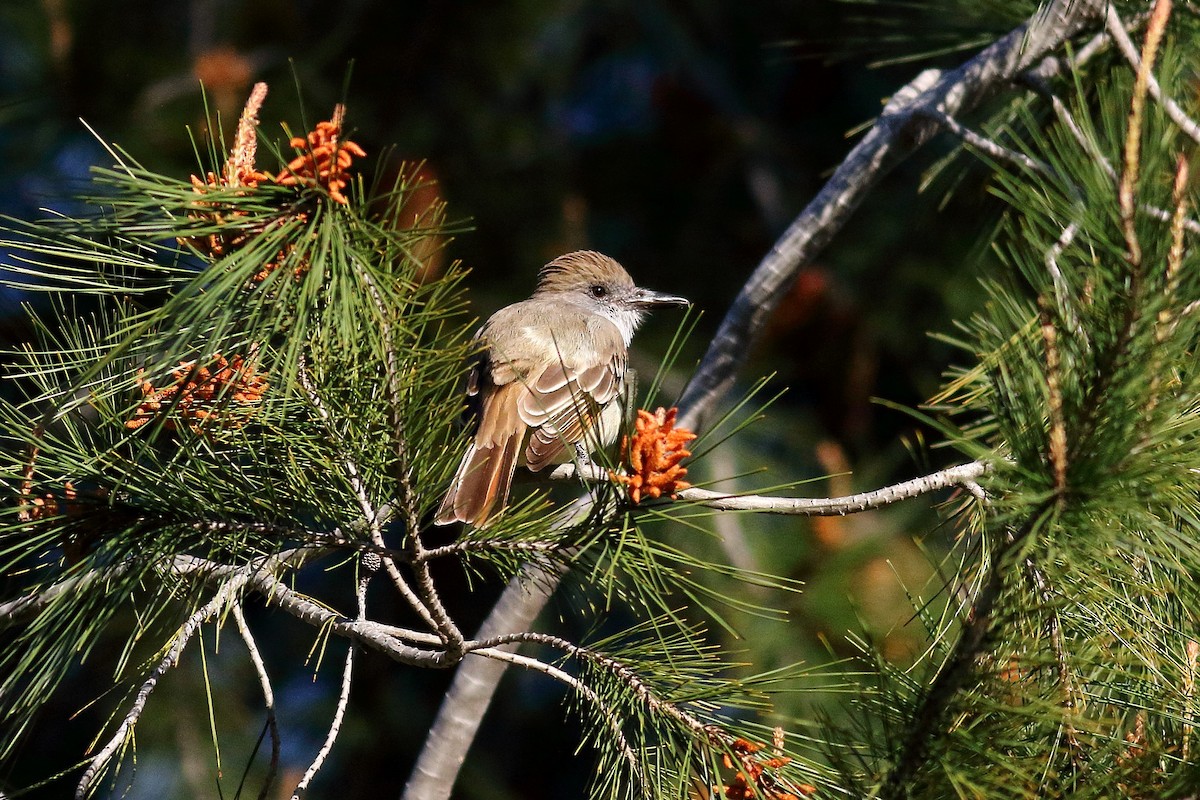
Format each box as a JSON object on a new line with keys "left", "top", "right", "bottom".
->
{"left": 676, "top": 0, "right": 1103, "bottom": 431}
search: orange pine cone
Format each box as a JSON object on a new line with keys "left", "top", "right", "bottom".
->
{"left": 611, "top": 407, "right": 696, "bottom": 504}
{"left": 126, "top": 354, "right": 267, "bottom": 432}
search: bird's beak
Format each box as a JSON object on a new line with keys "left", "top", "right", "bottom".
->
{"left": 630, "top": 287, "right": 690, "bottom": 308}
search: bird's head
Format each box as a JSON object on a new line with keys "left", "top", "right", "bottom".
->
{"left": 535, "top": 251, "right": 689, "bottom": 337}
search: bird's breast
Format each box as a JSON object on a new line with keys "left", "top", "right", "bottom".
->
{"left": 484, "top": 300, "right": 624, "bottom": 375}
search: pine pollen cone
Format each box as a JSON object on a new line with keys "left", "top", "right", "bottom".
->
{"left": 270, "top": 112, "right": 366, "bottom": 206}
{"left": 182, "top": 89, "right": 365, "bottom": 283}
{"left": 610, "top": 407, "right": 696, "bottom": 504}
{"left": 716, "top": 735, "right": 814, "bottom": 800}
{"left": 126, "top": 354, "right": 268, "bottom": 431}
{"left": 18, "top": 481, "right": 107, "bottom": 525}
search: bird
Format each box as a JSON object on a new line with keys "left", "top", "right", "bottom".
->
{"left": 435, "top": 250, "right": 689, "bottom": 527}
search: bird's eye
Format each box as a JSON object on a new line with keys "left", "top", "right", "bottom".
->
{"left": 589, "top": 284, "right": 608, "bottom": 298}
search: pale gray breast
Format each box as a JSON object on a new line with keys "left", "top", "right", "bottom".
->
{"left": 482, "top": 299, "right": 622, "bottom": 382}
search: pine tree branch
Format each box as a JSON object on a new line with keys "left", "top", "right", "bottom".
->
{"left": 0, "top": 530, "right": 331, "bottom": 630}
{"left": 675, "top": 0, "right": 1105, "bottom": 432}
{"left": 881, "top": 504, "right": 1053, "bottom": 799}
{"left": 464, "top": 633, "right": 818, "bottom": 800}
{"left": 296, "top": 359, "right": 443, "bottom": 634}
{"left": 5, "top": 546, "right": 451, "bottom": 694}
{"left": 75, "top": 575, "right": 247, "bottom": 799}
{"left": 1045, "top": 222, "right": 1086, "bottom": 337}
{"left": 551, "top": 460, "right": 991, "bottom": 515}
{"left": 180, "top": 554, "right": 645, "bottom": 787}
{"left": 468, "top": 630, "right": 712, "bottom": 738}
{"left": 232, "top": 603, "right": 280, "bottom": 800}
{"left": 469, "top": 646, "right": 642, "bottom": 781}
{"left": 1142, "top": 203, "right": 1200, "bottom": 235}
{"left": 338, "top": 620, "right": 644, "bottom": 782}
{"left": 1105, "top": 3, "right": 1200, "bottom": 146}
{"left": 406, "top": 533, "right": 464, "bottom": 656}
{"left": 419, "top": 539, "right": 558, "bottom": 560}
{"left": 290, "top": 576, "right": 367, "bottom": 799}
{"left": 1044, "top": 90, "right": 1118, "bottom": 179}
{"left": 0, "top": 562, "right": 135, "bottom": 628}
{"left": 918, "top": 109, "right": 1053, "bottom": 176}
{"left": 175, "top": 552, "right": 453, "bottom": 667}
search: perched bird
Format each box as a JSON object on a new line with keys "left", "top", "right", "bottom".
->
{"left": 436, "top": 251, "right": 688, "bottom": 527}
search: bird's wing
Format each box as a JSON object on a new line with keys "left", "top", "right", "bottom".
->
{"left": 434, "top": 379, "right": 524, "bottom": 526}
{"left": 516, "top": 350, "right": 625, "bottom": 472}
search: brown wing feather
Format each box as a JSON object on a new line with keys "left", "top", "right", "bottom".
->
{"left": 434, "top": 433, "right": 522, "bottom": 526}
{"left": 516, "top": 354, "right": 622, "bottom": 472}
{"left": 435, "top": 383, "right": 525, "bottom": 526}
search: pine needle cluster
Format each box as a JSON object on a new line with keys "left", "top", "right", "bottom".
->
{"left": 824, "top": 4, "right": 1200, "bottom": 796}
{"left": 0, "top": 83, "right": 470, "bottom": 792}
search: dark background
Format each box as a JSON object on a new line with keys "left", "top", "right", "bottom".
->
{"left": 0, "top": 2, "right": 1007, "bottom": 797}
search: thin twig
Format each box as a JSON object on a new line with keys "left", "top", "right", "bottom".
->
{"left": 419, "top": 539, "right": 558, "bottom": 560}
{"left": 467, "top": 631, "right": 709, "bottom": 742}
{"left": 1, "top": 544, "right": 327, "bottom": 630}
{"left": 1045, "top": 223, "right": 1085, "bottom": 338}
{"left": 471, "top": 646, "right": 642, "bottom": 780}
{"left": 1106, "top": 2, "right": 1200, "bottom": 146}
{"left": 1021, "top": 21, "right": 1113, "bottom": 87}
{"left": 175, "top": 552, "right": 451, "bottom": 668}
{"left": 1047, "top": 92, "right": 1117, "bottom": 180}
{"left": 291, "top": 576, "right": 367, "bottom": 798}
{"left": 293, "top": 659, "right": 356, "bottom": 798}
{"left": 232, "top": 603, "right": 280, "bottom": 800}
{"left": 75, "top": 577, "right": 246, "bottom": 799}
{"left": 1140, "top": 203, "right": 1200, "bottom": 235}
{"left": 919, "top": 108, "right": 1053, "bottom": 176}
{"left": 296, "top": 358, "right": 442, "bottom": 633}
{"left": 551, "top": 460, "right": 991, "bottom": 516}
{"left": 357, "top": 268, "right": 464, "bottom": 656}
{"left": 1, "top": 561, "right": 134, "bottom": 628}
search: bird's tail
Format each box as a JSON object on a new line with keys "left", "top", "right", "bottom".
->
{"left": 434, "top": 434, "right": 521, "bottom": 527}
